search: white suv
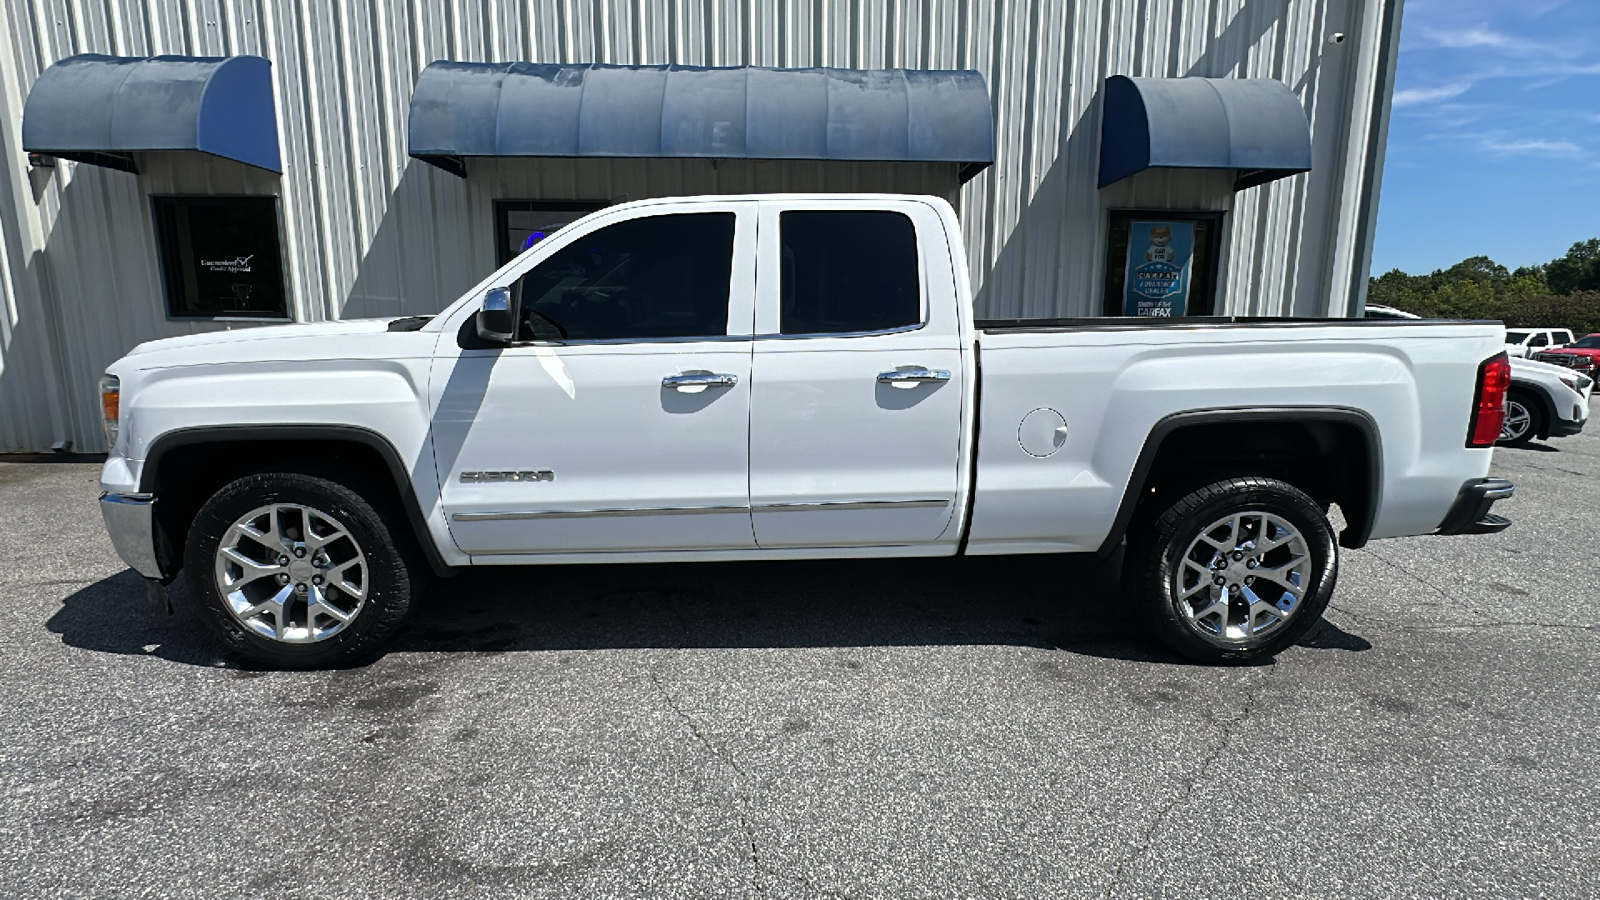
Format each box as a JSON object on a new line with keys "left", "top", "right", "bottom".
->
{"left": 1505, "top": 328, "right": 1574, "bottom": 358}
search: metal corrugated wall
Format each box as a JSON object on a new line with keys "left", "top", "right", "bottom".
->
{"left": 0, "top": 0, "right": 1401, "bottom": 452}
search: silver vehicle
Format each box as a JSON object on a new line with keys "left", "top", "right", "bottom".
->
{"left": 1502, "top": 357, "right": 1592, "bottom": 446}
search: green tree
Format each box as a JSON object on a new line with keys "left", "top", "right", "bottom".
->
{"left": 1367, "top": 238, "right": 1600, "bottom": 335}
{"left": 1545, "top": 239, "right": 1600, "bottom": 295}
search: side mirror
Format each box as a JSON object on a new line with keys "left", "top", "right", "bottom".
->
{"left": 476, "top": 287, "right": 516, "bottom": 344}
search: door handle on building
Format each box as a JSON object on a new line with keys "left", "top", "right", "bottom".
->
{"left": 877, "top": 367, "right": 952, "bottom": 388}
{"left": 663, "top": 372, "right": 739, "bottom": 393}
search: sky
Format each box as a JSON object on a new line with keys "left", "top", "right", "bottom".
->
{"left": 1369, "top": 0, "right": 1600, "bottom": 275}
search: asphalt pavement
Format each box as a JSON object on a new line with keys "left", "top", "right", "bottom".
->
{"left": 1, "top": 408, "right": 1597, "bottom": 899}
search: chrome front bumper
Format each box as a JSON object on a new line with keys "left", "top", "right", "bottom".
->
{"left": 99, "top": 492, "right": 164, "bottom": 579}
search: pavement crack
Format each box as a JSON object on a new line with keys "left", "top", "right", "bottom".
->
{"left": 648, "top": 670, "right": 766, "bottom": 899}
{"left": 1398, "top": 621, "right": 1599, "bottom": 633}
{"left": 1101, "top": 666, "right": 1278, "bottom": 899}
{"left": 1351, "top": 546, "right": 1458, "bottom": 606}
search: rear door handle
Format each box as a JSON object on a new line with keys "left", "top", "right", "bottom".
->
{"left": 663, "top": 372, "right": 739, "bottom": 392}
{"left": 878, "top": 366, "right": 952, "bottom": 388}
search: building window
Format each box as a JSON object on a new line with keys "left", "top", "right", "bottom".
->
{"left": 152, "top": 197, "right": 289, "bottom": 320}
{"left": 779, "top": 210, "right": 921, "bottom": 335}
{"left": 1103, "top": 211, "right": 1224, "bottom": 317}
{"left": 495, "top": 201, "right": 607, "bottom": 267}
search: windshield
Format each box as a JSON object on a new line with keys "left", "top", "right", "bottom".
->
{"left": 1505, "top": 331, "right": 1530, "bottom": 342}
{"left": 1570, "top": 336, "right": 1600, "bottom": 349}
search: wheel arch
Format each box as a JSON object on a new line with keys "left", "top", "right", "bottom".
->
{"left": 140, "top": 425, "right": 453, "bottom": 578}
{"left": 1098, "top": 407, "right": 1382, "bottom": 556}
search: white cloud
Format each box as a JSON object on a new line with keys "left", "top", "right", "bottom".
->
{"left": 1393, "top": 83, "right": 1473, "bottom": 106}
{"left": 1420, "top": 27, "right": 1521, "bottom": 50}
{"left": 1482, "top": 138, "right": 1584, "bottom": 159}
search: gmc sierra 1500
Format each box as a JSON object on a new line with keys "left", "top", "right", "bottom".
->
{"left": 98, "top": 194, "right": 1514, "bottom": 668}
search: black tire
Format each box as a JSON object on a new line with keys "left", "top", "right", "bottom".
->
{"left": 184, "top": 470, "right": 421, "bottom": 669}
{"left": 1497, "top": 392, "right": 1543, "bottom": 447}
{"left": 1128, "top": 477, "right": 1338, "bottom": 665}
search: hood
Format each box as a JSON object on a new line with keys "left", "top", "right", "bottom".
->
{"left": 1510, "top": 356, "right": 1577, "bottom": 376}
{"left": 127, "top": 319, "right": 404, "bottom": 356}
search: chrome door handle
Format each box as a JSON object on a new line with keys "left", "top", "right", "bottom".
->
{"left": 663, "top": 372, "right": 739, "bottom": 391}
{"left": 878, "top": 366, "right": 952, "bottom": 387}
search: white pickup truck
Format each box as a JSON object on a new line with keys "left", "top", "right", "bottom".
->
{"left": 98, "top": 194, "right": 1516, "bottom": 669}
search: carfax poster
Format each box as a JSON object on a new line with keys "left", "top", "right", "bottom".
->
{"left": 1122, "top": 220, "right": 1196, "bottom": 317}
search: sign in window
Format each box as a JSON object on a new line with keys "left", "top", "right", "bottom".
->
{"left": 152, "top": 197, "right": 289, "bottom": 320}
{"left": 1103, "top": 211, "right": 1222, "bottom": 317}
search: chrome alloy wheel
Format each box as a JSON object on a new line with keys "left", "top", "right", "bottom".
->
{"left": 1172, "top": 511, "right": 1311, "bottom": 645}
{"left": 1500, "top": 399, "right": 1532, "bottom": 442}
{"left": 213, "top": 503, "right": 368, "bottom": 643}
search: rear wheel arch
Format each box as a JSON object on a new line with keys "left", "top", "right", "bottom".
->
{"left": 1100, "top": 407, "right": 1381, "bottom": 556}
{"left": 140, "top": 425, "right": 452, "bottom": 578}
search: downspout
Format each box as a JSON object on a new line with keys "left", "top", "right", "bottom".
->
{"left": 1346, "top": 0, "right": 1405, "bottom": 316}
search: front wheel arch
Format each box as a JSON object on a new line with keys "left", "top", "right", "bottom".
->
{"left": 141, "top": 425, "right": 454, "bottom": 579}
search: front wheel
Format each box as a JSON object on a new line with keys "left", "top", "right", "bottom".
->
{"left": 1128, "top": 477, "right": 1338, "bottom": 664}
{"left": 1497, "top": 393, "right": 1541, "bottom": 446}
{"left": 184, "top": 470, "right": 421, "bottom": 669}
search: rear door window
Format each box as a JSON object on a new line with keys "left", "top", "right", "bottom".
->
{"left": 778, "top": 211, "right": 921, "bottom": 335}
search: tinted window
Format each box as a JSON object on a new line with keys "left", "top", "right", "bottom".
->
{"left": 1505, "top": 331, "right": 1530, "bottom": 343}
{"left": 515, "top": 213, "right": 735, "bottom": 341}
{"left": 779, "top": 211, "right": 920, "bottom": 334}
{"left": 153, "top": 197, "right": 287, "bottom": 319}
{"left": 1571, "top": 336, "right": 1600, "bottom": 348}
{"left": 1529, "top": 334, "right": 1548, "bottom": 348}
{"left": 1556, "top": 331, "right": 1574, "bottom": 344}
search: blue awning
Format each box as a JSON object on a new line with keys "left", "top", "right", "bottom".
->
{"left": 1098, "top": 76, "right": 1311, "bottom": 191}
{"left": 22, "top": 54, "right": 281, "bottom": 174}
{"left": 407, "top": 62, "right": 994, "bottom": 181}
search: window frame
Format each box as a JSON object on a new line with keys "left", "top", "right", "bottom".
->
{"left": 493, "top": 200, "right": 609, "bottom": 268}
{"left": 151, "top": 194, "right": 292, "bottom": 322}
{"left": 770, "top": 208, "right": 928, "bottom": 340}
{"left": 1102, "top": 209, "right": 1225, "bottom": 318}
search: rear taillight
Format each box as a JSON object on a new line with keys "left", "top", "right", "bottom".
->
{"left": 1467, "top": 352, "right": 1511, "bottom": 447}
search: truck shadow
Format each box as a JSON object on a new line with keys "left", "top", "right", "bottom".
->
{"left": 47, "top": 554, "right": 1369, "bottom": 669}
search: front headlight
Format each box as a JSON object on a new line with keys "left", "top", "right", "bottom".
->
{"left": 99, "top": 375, "right": 120, "bottom": 448}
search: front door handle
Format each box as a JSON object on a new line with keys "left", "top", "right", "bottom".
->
{"left": 663, "top": 371, "right": 739, "bottom": 392}
{"left": 878, "top": 366, "right": 952, "bottom": 388}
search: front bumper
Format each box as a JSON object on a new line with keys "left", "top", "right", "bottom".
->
{"left": 1435, "top": 478, "right": 1515, "bottom": 536}
{"left": 99, "top": 492, "right": 165, "bottom": 579}
{"left": 1549, "top": 414, "right": 1588, "bottom": 439}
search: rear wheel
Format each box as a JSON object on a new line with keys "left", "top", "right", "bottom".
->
{"left": 184, "top": 471, "right": 420, "bottom": 669}
{"left": 1129, "top": 477, "right": 1337, "bottom": 664}
{"left": 1497, "top": 393, "right": 1541, "bottom": 446}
